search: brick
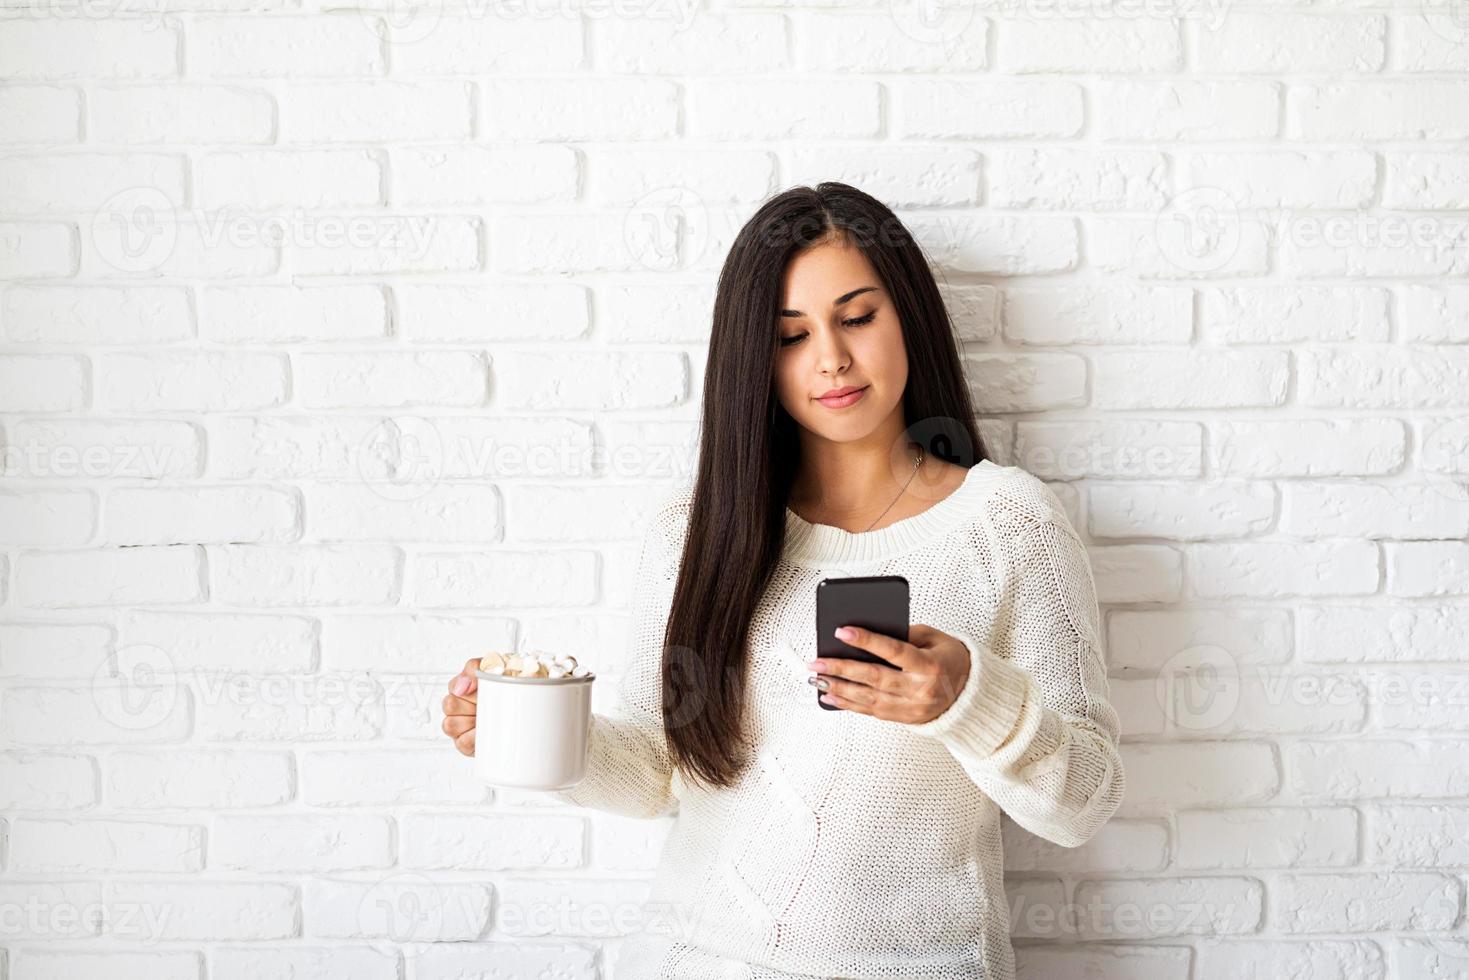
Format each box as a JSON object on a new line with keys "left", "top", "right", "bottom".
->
{"left": 896, "top": 80, "right": 1083, "bottom": 139}
{"left": 198, "top": 150, "right": 383, "bottom": 210}
{"left": 121, "top": 611, "right": 316, "bottom": 674}
{"left": 1, "top": 683, "right": 191, "bottom": 744}
{"left": 394, "top": 145, "right": 577, "bottom": 206}
{"left": 1189, "top": 540, "right": 1378, "bottom": 598}
{"left": 305, "top": 877, "right": 490, "bottom": 940}
{"left": 1000, "top": 16, "right": 1181, "bottom": 72}
{"left": 412, "top": 551, "right": 597, "bottom": 608}
{"left": 963, "top": 354, "right": 1085, "bottom": 412}
{"left": 1299, "top": 602, "right": 1469, "bottom": 663}
{"left": 1301, "top": 348, "right": 1469, "bottom": 408}
{"left": 291, "top": 214, "right": 480, "bottom": 275}
{"left": 687, "top": 79, "right": 879, "bottom": 139}
{"left": 100, "top": 352, "right": 288, "bottom": 412}
{"left": 201, "top": 285, "right": 388, "bottom": 343}
{"left": 396, "top": 283, "right": 587, "bottom": 341}
{"left": 0, "top": 222, "right": 76, "bottom": 277}
{"left": 495, "top": 351, "right": 685, "bottom": 410}
{"left": 0, "top": 20, "right": 178, "bottom": 79}
{"left": 795, "top": 13, "right": 981, "bottom": 72}
{"left": 0, "top": 86, "right": 82, "bottom": 143}
{"left": 0, "top": 490, "right": 95, "bottom": 546}
{"left": 393, "top": 17, "right": 582, "bottom": 73}
{"left": 1402, "top": 284, "right": 1469, "bottom": 342}
{"left": 787, "top": 147, "right": 976, "bottom": 208}
{"left": 211, "top": 947, "right": 395, "bottom": 980}
{"left": 102, "top": 881, "right": 297, "bottom": 941}
{"left": 1088, "top": 481, "right": 1275, "bottom": 540}
{"left": 1089, "top": 545, "right": 1183, "bottom": 603}
{"left": 1120, "top": 742, "right": 1278, "bottom": 809}
{"left": 1190, "top": 13, "right": 1384, "bottom": 73}
{"left": 0, "top": 623, "right": 110, "bottom": 678}
{"left": 4, "top": 419, "right": 202, "bottom": 479}
{"left": 486, "top": 78, "right": 677, "bottom": 140}
{"left": 91, "top": 86, "right": 274, "bottom": 144}
{"left": 304, "top": 483, "right": 500, "bottom": 542}
{"left": 10, "top": 950, "right": 201, "bottom": 980}
{"left": 1095, "top": 80, "right": 1278, "bottom": 140}
{"left": 990, "top": 148, "right": 1169, "bottom": 211}
{"left": 1108, "top": 607, "right": 1291, "bottom": 673}
{"left": 302, "top": 748, "right": 491, "bottom": 806}
{"left": 1071, "top": 877, "right": 1262, "bottom": 939}
{"left": 210, "top": 544, "right": 402, "bottom": 606}
{"left": 1289, "top": 740, "right": 1469, "bottom": 799}
{"left": 191, "top": 16, "right": 386, "bottom": 77}
{"left": 400, "top": 813, "right": 584, "bottom": 869}
{"left": 10, "top": 819, "right": 203, "bottom": 872}
{"left": 1015, "top": 420, "right": 1202, "bottom": 480}
{"left": 321, "top": 614, "right": 512, "bottom": 672}
{"left": 1388, "top": 542, "right": 1469, "bottom": 597}
{"left": 1210, "top": 418, "right": 1405, "bottom": 477}
{"left": 1290, "top": 82, "right": 1469, "bottom": 140}
{"left": 0, "top": 152, "right": 184, "bottom": 212}
{"left": 15, "top": 545, "right": 202, "bottom": 607}
{"left": 3, "top": 286, "right": 193, "bottom": 344}
{"left": 1005, "top": 285, "right": 1189, "bottom": 345}
{"left": 213, "top": 815, "right": 393, "bottom": 871}
{"left": 284, "top": 81, "right": 473, "bottom": 142}
{"left": 107, "top": 750, "right": 292, "bottom": 808}
{"left": 1177, "top": 808, "right": 1358, "bottom": 869}
{"left": 1200, "top": 286, "right": 1389, "bottom": 344}
{"left": 0, "top": 754, "right": 96, "bottom": 809}
{"left": 1283, "top": 483, "right": 1469, "bottom": 539}
{"left": 1094, "top": 351, "right": 1287, "bottom": 409}
{"left": 1272, "top": 873, "right": 1458, "bottom": 933}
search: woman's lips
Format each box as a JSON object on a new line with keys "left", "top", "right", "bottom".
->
{"left": 816, "top": 385, "right": 869, "bottom": 409}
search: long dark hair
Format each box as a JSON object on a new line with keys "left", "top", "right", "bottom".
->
{"left": 660, "top": 181, "right": 990, "bottom": 790}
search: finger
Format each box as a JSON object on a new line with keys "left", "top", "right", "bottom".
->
{"left": 449, "top": 662, "right": 479, "bottom": 699}
{"left": 455, "top": 727, "right": 476, "bottom": 758}
{"left": 811, "top": 657, "right": 907, "bottom": 695}
{"left": 442, "top": 713, "right": 475, "bottom": 739}
{"left": 834, "top": 625, "right": 919, "bottom": 670}
{"left": 818, "top": 689, "right": 871, "bottom": 716}
{"left": 815, "top": 673, "right": 888, "bottom": 708}
{"left": 442, "top": 692, "right": 477, "bottom": 717}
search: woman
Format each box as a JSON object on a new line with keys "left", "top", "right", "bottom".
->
{"left": 442, "top": 182, "right": 1125, "bottom": 979}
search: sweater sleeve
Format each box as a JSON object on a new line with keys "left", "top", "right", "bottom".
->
{"left": 907, "top": 500, "right": 1125, "bottom": 848}
{"left": 535, "top": 496, "right": 686, "bottom": 820}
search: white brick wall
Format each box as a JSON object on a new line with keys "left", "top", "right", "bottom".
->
{"left": 0, "top": 2, "right": 1465, "bottom": 978}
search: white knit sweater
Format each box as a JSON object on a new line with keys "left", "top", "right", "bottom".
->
{"left": 542, "top": 460, "right": 1125, "bottom": 980}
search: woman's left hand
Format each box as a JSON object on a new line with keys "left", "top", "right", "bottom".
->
{"left": 806, "top": 623, "right": 971, "bottom": 724}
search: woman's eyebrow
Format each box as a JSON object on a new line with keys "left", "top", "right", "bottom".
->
{"left": 779, "top": 285, "right": 880, "bottom": 318}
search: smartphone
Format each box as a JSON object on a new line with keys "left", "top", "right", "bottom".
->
{"left": 815, "top": 575, "right": 909, "bottom": 711}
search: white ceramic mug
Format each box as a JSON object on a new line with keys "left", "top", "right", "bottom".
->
{"left": 474, "top": 668, "right": 596, "bottom": 789}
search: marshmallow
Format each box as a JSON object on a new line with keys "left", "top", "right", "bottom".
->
{"left": 482, "top": 650, "right": 584, "bottom": 679}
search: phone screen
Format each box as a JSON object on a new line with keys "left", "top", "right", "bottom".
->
{"left": 815, "top": 575, "right": 909, "bottom": 711}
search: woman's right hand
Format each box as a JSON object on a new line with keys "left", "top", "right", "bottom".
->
{"left": 442, "top": 658, "right": 479, "bottom": 757}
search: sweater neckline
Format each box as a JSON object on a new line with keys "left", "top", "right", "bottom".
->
{"left": 782, "top": 459, "right": 1007, "bottom": 566}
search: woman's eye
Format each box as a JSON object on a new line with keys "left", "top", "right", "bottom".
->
{"left": 778, "top": 312, "right": 875, "bottom": 348}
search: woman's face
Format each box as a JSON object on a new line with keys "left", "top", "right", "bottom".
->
{"left": 773, "top": 237, "right": 908, "bottom": 445}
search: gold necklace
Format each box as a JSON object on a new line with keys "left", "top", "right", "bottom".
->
{"left": 862, "top": 445, "right": 925, "bottom": 532}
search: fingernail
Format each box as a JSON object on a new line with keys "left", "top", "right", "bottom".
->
{"left": 807, "top": 675, "right": 830, "bottom": 691}
{"left": 806, "top": 660, "right": 824, "bottom": 671}
{"left": 835, "top": 626, "right": 855, "bottom": 640}
{"left": 452, "top": 676, "right": 469, "bottom": 695}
